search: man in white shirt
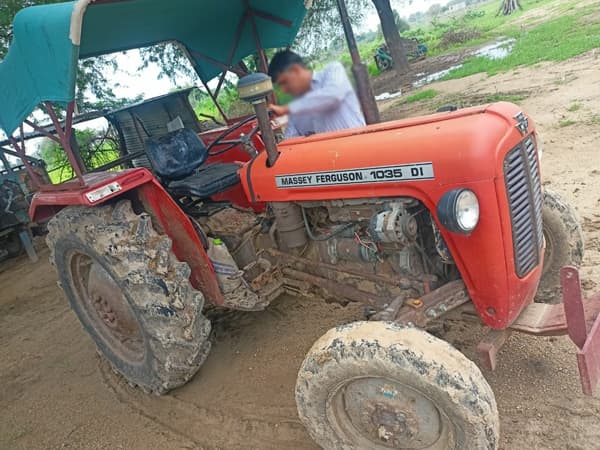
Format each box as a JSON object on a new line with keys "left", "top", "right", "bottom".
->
{"left": 267, "top": 50, "right": 366, "bottom": 139}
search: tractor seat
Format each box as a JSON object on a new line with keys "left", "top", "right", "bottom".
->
{"left": 167, "top": 163, "right": 241, "bottom": 198}
{"left": 146, "top": 128, "right": 240, "bottom": 198}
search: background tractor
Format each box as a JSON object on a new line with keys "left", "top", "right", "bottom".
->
{"left": 374, "top": 38, "right": 428, "bottom": 72}
{"left": 0, "top": 1, "right": 598, "bottom": 449}
{"left": 0, "top": 147, "right": 45, "bottom": 262}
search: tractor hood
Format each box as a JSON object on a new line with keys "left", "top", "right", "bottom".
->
{"left": 241, "top": 102, "right": 529, "bottom": 204}
{"left": 0, "top": 0, "right": 309, "bottom": 136}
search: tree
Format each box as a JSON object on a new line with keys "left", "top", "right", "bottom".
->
{"left": 39, "top": 128, "right": 121, "bottom": 183}
{"left": 295, "top": 0, "right": 369, "bottom": 56}
{"left": 393, "top": 10, "right": 411, "bottom": 34}
{"left": 2, "top": 0, "right": 141, "bottom": 117}
{"left": 372, "top": 0, "right": 409, "bottom": 75}
{"left": 377, "top": 9, "right": 410, "bottom": 35}
{"left": 498, "top": 0, "right": 522, "bottom": 15}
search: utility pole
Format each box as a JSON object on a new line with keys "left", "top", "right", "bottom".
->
{"left": 335, "top": 0, "right": 380, "bottom": 124}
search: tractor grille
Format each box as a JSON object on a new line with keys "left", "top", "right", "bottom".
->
{"left": 504, "top": 136, "right": 544, "bottom": 277}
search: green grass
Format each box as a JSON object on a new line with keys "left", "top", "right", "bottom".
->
{"left": 558, "top": 119, "right": 576, "bottom": 128}
{"left": 404, "top": 0, "right": 556, "bottom": 57}
{"left": 484, "top": 92, "right": 528, "bottom": 103}
{"left": 403, "top": 89, "right": 438, "bottom": 103}
{"left": 442, "top": 10, "right": 600, "bottom": 81}
{"left": 568, "top": 102, "right": 582, "bottom": 112}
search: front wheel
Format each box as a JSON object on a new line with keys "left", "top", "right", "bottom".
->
{"left": 296, "top": 322, "right": 499, "bottom": 449}
{"left": 536, "top": 189, "right": 585, "bottom": 303}
{"left": 47, "top": 200, "right": 212, "bottom": 394}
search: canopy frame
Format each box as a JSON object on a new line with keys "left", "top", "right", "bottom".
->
{"left": 5, "top": 0, "right": 294, "bottom": 191}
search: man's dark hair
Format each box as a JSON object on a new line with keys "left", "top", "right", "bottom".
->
{"left": 268, "top": 50, "right": 306, "bottom": 82}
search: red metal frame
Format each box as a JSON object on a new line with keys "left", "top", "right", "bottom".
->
{"left": 561, "top": 267, "right": 600, "bottom": 395}
{"left": 29, "top": 168, "right": 224, "bottom": 305}
{"left": 475, "top": 266, "right": 600, "bottom": 395}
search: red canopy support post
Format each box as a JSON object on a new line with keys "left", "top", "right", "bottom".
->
{"left": 44, "top": 102, "right": 86, "bottom": 184}
{"left": 199, "top": 79, "right": 229, "bottom": 123}
{"left": 335, "top": 0, "right": 380, "bottom": 124}
{"left": 0, "top": 149, "right": 13, "bottom": 173}
{"left": 9, "top": 133, "right": 42, "bottom": 189}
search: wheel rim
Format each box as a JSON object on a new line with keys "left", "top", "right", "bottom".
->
{"left": 69, "top": 251, "right": 145, "bottom": 364}
{"left": 327, "top": 376, "right": 453, "bottom": 449}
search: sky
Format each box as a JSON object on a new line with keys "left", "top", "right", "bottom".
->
{"left": 364, "top": 0, "right": 453, "bottom": 29}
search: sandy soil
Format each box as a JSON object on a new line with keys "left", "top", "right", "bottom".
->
{"left": 2, "top": 50, "right": 600, "bottom": 449}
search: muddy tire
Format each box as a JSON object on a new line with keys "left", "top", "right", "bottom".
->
{"left": 4, "top": 230, "right": 23, "bottom": 258}
{"left": 296, "top": 322, "right": 498, "bottom": 450}
{"left": 536, "top": 189, "right": 585, "bottom": 303}
{"left": 47, "top": 200, "right": 211, "bottom": 394}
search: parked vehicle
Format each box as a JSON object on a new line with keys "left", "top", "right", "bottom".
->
{"left": 0, "top": 1, "right": 596, "bottom": 449}
{"left": 0, "top": 148, "right": 46, "bottom": 261}
{"left": 374, "top": 38, "right": 428, "bottom": 71}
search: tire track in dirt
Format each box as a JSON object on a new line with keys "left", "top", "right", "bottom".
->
{"left": 99, "top": 355, "right": 316, "bottom": 450}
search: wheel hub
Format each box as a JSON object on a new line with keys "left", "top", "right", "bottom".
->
{"left": 368, "top": 403, "right": 418, "bottom": 443}
{"left": 329, "top": 377, "right": 447, "bottom": 449}
{"left": 70, "top": 253, "right": 145, "bottom": 364}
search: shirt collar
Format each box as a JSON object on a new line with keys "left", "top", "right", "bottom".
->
{"left": 311, "top": 68, "right": 324, "bottom": 88}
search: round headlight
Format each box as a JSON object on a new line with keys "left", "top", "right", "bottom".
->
{"left": 455, "top": 190, "right": 480, "bottom": 232}
{"left": 437, "top": 189, "right": 480, "bottom": 234}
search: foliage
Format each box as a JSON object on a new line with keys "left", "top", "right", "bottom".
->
{"left": 367, "top": 61, "right": 380, "bottom": 77}
{"left": 402, "top": 89, "right": 438, "bottom": 103}
{"left": 399, "top": 0, "right": 556, "bottom": 57}
{"left": 39, "top": 129, "right": 121, "bottom": 183}
{"left": 295, "top": 0, "right": 369, "bottom": 57}
{"left": 442, "top": 9, "right": 600, "bottom": 80}
{"left": 484, "top": 92, "right": 527, "bottom": 103}
{"left": 0, "top": 0, "right": 55, "bottom": 59}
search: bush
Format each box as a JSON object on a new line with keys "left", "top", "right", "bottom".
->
{"left": 367, "top": 61, "right": 380, "bottom": 77}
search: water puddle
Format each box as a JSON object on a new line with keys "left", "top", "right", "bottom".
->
{"left": 375, "top": 91, "right": 402, "bottom": 101}
{"left": 413, "top": 65, "right": 464, "bottom": 88}
{"left": 472, "top": 38, "right": 516, "bottom": 60}
{"left": 412, "top": 38, "right": 515, "bottom": 87}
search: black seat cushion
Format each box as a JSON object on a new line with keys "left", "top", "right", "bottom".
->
{"left": 167, "top": 163, "right": 241, "bottom": 198}
{"left": 146, "top": 129, "right": 208, "bottom": 180}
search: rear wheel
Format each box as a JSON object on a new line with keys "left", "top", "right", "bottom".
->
{"left": 47, "top": 200, "right": 211, "bottom": 394}
{"left": 296, "top": 322, "right": 499, "bottom": 449}
{"left": 4, "top": 230, "right": 23, "bottom": 258}
{"left": 376, "top": 56, "right": 392, "bottom": 72}
{"left": 536, "top": 189, "right": 584, "bottom": 303}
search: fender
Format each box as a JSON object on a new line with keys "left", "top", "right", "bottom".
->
{"left": 240, "top": 102, "right": 542, "bottom": 329}
{"left": 30, "top": 168, "right": 224, "bottom": 305}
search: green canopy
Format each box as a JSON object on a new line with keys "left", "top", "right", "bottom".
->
{"left": 0, "top": 0, "right": 308, "bottom": 136}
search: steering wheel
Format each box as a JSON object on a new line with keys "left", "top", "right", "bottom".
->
{"left": 205, "top": 114, "right": 260, "bottom": 157}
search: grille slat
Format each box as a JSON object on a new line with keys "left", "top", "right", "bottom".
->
{"left": 504, "top": 136, "right": 544, "bottom": 277}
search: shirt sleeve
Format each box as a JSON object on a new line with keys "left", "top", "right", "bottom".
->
{"left": 288, "top": 62, "right": 351, "bottom": 116}
{"left": 284, "top": 116, "right": 300, "bottom": 139}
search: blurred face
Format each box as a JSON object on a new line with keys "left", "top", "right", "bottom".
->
{"left": 274, "top": 64, "right": 312, "bottom": 98}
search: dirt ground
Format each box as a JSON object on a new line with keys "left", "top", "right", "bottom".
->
{"left": 2, "top": 48, "right": 600, "bottom": 449}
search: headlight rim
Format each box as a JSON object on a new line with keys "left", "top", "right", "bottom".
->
{"left": 436, "top": 188, "right": 480, "bottom": 235}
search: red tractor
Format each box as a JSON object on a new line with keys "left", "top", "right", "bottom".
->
{"left": 1, "top": 1, "right": 598, "bottom": 449}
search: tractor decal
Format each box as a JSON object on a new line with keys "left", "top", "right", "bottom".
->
{"left": 275, "top": 163, "right": 434, "bottom": 188}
